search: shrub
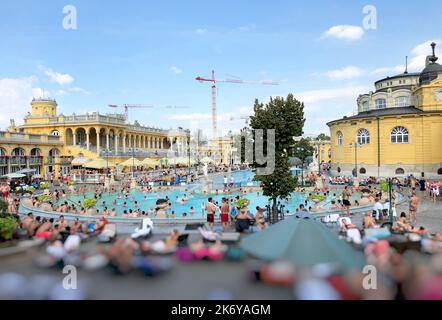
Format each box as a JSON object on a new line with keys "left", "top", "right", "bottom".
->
{"left": 40, "top": 182, "right": 50, "bottom": 189}
{"left": 307, "top": 194, "right": 326, "bottom": 202}
{"left": 380, "top": 179, "right": 388, "bottom": 193}
{"left": 235, "top": 198, "right": 250, "bottom": 209}
{"left": 38, "top": 194, "right": 52, "bottom": 203}
{"left": 0, "top": 200, "right": 7, "bottom": 214}
{"left": 0, "top": 216, "right": 17, "bottom": 241}
{"left": 83, "top": 198, "right": 97, "bottom": 210}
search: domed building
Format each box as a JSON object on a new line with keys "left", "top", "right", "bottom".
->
{"left": 327, "top": 43, "right": 442, "bottom": 179}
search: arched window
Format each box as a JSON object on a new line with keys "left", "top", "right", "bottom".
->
{"left": 357, "top": 129, "right": 370, "bottom": 145}
{"left": 375, "top": 98, "right": 387, "bottom": 109}
{"left": 30, "top": 148, "right": 41, "bottom": 156}
{"left": 438, "top": 168, "right": 442, "bottom": 175}
{"left": 395, "top": 96, "right": 410, "bottom": 108}
{"left": 0, "top": 148, "right": 6, "bottom": 156}
{"left": 51, "top": 130, "right": 60, "bottom": 136}
{"left": 391, "top": 126, "right": 409, "bottom": 144}
{"left": 337, "top": 131, "right": 343, "bottom": 146}
{"left": 360, "top": 168, "right": 367, "bottom": 174}
{"left": 395, "top": 168, "right": 405, "bottom": 175}
{"left": 11, "top": 148, "right": 25, "bottom": 156}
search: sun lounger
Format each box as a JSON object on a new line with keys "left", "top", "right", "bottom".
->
{"left": 98, "top": 224, "right": 117, "bottom": 243}
{"left": 346, "top": 229, "right": 362, "bottom": 245}
{"left": 337, "top": 217, "right": 353, "bottom": 229}
{"left": 321, "top": 214, "right": 340, "bottom": 225}
{"left": 218, "top": 232, "right": 241, "bottom": 243}
{"left": 131, "top": 218, "right": 154, "bottom": 240}
{"left": 364, "top": 227, "right": 391, "bottom": 240}
{"left": 199, "top": 227, "right": 219, "bottom": 241}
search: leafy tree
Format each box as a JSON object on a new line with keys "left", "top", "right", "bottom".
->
{"left": 249, "top": 94, "right": 306, "bottom": 222}
{"left": 292, "top": 138, "right": 314, "bottom": 164}
{"left": 315, "top": 133, "right": 331, "bottom": 141}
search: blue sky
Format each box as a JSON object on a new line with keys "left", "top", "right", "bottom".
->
{"left": 0, "top": 0, "right": 441, "bottom": 138}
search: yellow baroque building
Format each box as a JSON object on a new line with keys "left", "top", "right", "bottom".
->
{"left": 1, "top": 98, "right": 189, "bottom": 178}
{"left": 328, "top": 43, "right": 442, "bottom": 179}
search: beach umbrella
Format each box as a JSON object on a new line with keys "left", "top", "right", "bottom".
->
{"left": 71, "top": 156, "right": 91, "bottom": 166}
{"left": 142, "top": 158, "right": 160, "bottom": 168}
{"left": 83, "top": 158, "right": 110, "bottom": 170}
{"left": 17, "top": 168, "right": 37, "bottom": 175}
{"left": 167, "top": 157, "right": 195, "bottom": 166}
{"left": 2, "top": 173, "right": 26, "bottom": 179}
{"left": 241, "top": 217, "right": 365, "bottom": 272}
{"left": 200, "top": 156, "right": 215, "bottom": 164}
{"left": 120, "top": 157, "right": 143, "bottom": 167}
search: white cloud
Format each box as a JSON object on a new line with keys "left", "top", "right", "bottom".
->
{"left": 195, "top": 28, "right": 207, "bottom": 35}
{"left": 44, "top": 68, "right": 74, "bottom": 85}
{"left": 369, "top": 39, "right": 442, "bottom": 77}
{"left": 322, "top": 25, "right": 364, "bottom": 41}
{"left": 326, "top": 66, "right": 365, "bottom": 80}
{"left": 296, "top": 86, "right": 370, "bottom": 105}
{"left": 55, "top": 87, "right": 89, "bottom": 97}
{"left": 237, "top": 24, "right": 256, "bottom": 32}
{"left": 169, "top": 66, "right": 183, "bottom": 75}
{"left": 0, "top": 77, "right": 46, "bottom": 129}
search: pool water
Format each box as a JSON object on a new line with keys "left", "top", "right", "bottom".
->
{"left": 60, "top": 171, "right": 365, "bottom": 218}
{"left": 208, "top": 170, "right": 259, "bottom": 188}
{"left": 61, "top": 189, "right": 342, "bottom": 218}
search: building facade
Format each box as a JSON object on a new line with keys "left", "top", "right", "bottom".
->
{"left": 1, "top": 99, "right": 189, "bottom": 178}
{"left": 328, "top": 43, "right": 442, "bottom": 179}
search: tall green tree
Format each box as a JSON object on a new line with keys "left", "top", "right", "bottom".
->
{"left": 292, "top": 138, "right": 314, "bottom": 163}
{"left": 315, "top": 133, "right": 331, "bottom": 141}
{"left": 249, "top": 94, "right": 306, "bottom": 222}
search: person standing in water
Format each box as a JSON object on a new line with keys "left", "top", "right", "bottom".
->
{"left": 205, "top": 197, "right": 216, "bottom": 230}
{"left": 341, "top": 186, "right": 352, "bottom": 217}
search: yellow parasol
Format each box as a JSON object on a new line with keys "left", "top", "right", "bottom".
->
{"left": 82, "top": 158, "right": 111, "bottom": 170}
{"left": 120, "top": 157, "right": 144, "bottom": 167}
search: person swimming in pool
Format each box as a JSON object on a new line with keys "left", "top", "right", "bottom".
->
{"left": 189, "top": 206, "right": 195, "bottom": 214}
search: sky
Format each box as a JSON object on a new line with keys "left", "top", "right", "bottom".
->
{"left": 0, "top": 0, "right": 441, "bottom": 138}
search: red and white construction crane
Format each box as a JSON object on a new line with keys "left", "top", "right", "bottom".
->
{"left": 196, "top": 70, "right": 278, "bottom": 140}
{"left": 108, "top": 104, "right": 154, "bottom": 121}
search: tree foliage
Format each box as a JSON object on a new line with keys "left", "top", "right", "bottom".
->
{"left": 292, "top": 138, "right": 314, "bottom": 162}
{"left": 248, "top": 94, "right": 306, "bottom": 221}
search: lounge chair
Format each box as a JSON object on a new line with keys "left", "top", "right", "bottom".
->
{"left": 364, "top": 227, "right": 391, "bottom": 240}
{"left": 131, "top": 218, "right": 154, "bottom": 240}
{"left": 199, "top": 227, "right": 241, "bottom": 243}
{"left": 98, "top": 224, "right": 117, "bottom": 243}
{"left": 346, "top": 228, "right": 362, "bottom": 245}
{"left": 321, "top": 214, "right": 340, "bottom": 226}
{"left": 199, "top": 227, "right": 219, "bottom": 242}
{"left": 337, "top": 217, "right": 353, "bottom": 230}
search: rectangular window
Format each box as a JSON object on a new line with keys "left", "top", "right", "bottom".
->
{"left": 395, "top": 96, "right": 410, "bottom": 108}
{"left": 376, "top": 99, "right": 387, "bottom": 109}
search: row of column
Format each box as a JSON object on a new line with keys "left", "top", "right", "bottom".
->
{"left": 73, "top": 131, "right": 166, "bottom": 153}
{"left": 169, "top": 137, "right": 188, "bottom": 155}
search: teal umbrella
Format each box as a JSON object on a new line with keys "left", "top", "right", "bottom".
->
{"left": 2, "top": 173, "right": 26, "bottom": 179}
{"left": 17, "top": 169, "right": 36, "bottom": 174}
{"left": 241, "top": 217, "right": 365, "bottom": 272}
